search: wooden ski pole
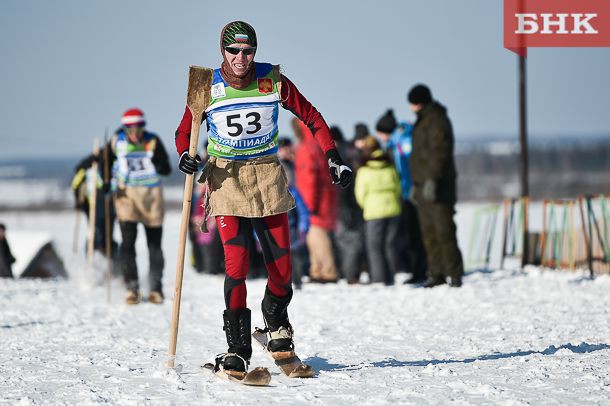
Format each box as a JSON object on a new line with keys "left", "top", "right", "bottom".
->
{"left": 73, "top": 207, "right": 81, "bottom": 254}
{"left": 103, "top": 129, "right": 112, "bottom": 303}
{"left": 168, "top": 66, "right": 213, "bottom": 369}
{"left": 87, "top": 137, "right": 100, "bottom": 266}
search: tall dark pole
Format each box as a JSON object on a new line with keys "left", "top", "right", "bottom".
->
{"left": 103, "top": 129, "right": 112, "bottom": 303}
{"left": 519, "top": 57, "right": 528, "bottom": 198}
{"left": 519, "top": 55, "right": 529, "bottom": 267}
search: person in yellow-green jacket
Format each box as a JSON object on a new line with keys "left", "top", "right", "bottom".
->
{"left": 354, "top": 136, "right": 402, "bottom": 285}
{"left": 71, "top": 151, "right": 118, "bottom": 258}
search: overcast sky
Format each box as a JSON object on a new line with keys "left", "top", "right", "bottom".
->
{"left": 1, "top": 0, "right": 609, "bottom": 159}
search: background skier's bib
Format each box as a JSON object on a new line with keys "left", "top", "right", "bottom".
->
{"left": 113, "top": 132, "right": 160, "bottom": 188}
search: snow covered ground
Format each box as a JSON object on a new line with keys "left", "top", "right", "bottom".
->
{"left": 1, "top": 209, "right": 609, "bottom": 405}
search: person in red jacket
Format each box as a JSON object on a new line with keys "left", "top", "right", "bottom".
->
{"left": 293, "top": 118, "right": 339, "bottom": 282}
{"left": 174, "top": 21, "right": 352, "bottom": 375}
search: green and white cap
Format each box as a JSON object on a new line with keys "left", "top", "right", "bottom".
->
{"left": 221, "top": 21, "right": 257, "bottom": 48}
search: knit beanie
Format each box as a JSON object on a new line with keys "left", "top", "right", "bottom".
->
{"left": 354, "top": 123, "right": 370, "bottom": 140}
{"left": 121, "top": 108, "right": 145, "bottom": 127}
{"left": 330, "top": 126, "right": 344, "bottom": 142}
{"left": 219, "top": 21, "right": 257, "bottom": 89}
{"left": 278, "top": 137, "right": 293, "bottom": 148}
{"left": 407, "top": 84, "right": 432, "bottom": 105}
{"left": 375, "top": 109, "right": 397, "bottom": 134}
{"left": 221, "top": 21, "right": 257, "bottom": 49}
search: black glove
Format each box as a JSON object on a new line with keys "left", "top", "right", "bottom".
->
{"left": 326, "top": 149, "right": 352, "bottom": 189}
{"left": 178, "top": 151, "right": 202, "bottom": 175}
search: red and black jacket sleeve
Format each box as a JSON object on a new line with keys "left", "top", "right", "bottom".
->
{"left": 174, "top": 75, "right": 336, "bottom": 156}
{"left": 279, "top": 75, "right": 336, "bottom": 154}
{"left": 175, "top": 105, "right": 198, "bottom": 156}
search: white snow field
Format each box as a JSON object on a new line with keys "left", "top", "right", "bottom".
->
{"left": 1, "top": 208, "right": 609, "bottom": 405}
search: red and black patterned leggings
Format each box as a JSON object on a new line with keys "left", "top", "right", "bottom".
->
{"left": 216, "top": 213, "right": 292, "bottom": 310}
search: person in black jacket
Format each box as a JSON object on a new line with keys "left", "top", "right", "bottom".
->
{"left": 332, "top": 126, "right": 366, "bottom": 284}
{"left": 408, "top": 84, "right": 464, "bottom": 288}
{"left": 0, "top": 224, "right": 16, "bottom": 278}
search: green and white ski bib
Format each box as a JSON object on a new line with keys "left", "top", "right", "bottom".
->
{"left": 206, "top": 63, "right": 280, "bottom": 160}
{"left": 113, "top": 131, "right": 161, "bottom": 188}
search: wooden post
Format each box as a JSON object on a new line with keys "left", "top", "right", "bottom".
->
{"left": 569, "top": 200, "right": 575, "bottom": 271}
{"left": 103, "top": 129, "right": 112, "bottom": 303}
{"left": 484, "top": 205, "right": 499, "bottom": 270}
{"left": 167, "top": 66, "right": 213, "bottom": 369}
{"left": 500, "top": 199, "right": 510, "bottom": 270}
{"left": 73, "top": 208, "right": 81, "bottom": 254}
{"left": 541, "top": 200, "right": 548, "bottom": 267}
{"left": 87, "top": 137, "right": 100, "bottom": 266}
{"left": 578, "top": 196, "right": 593, "bottom": 276}
{"left": 521, "top": 197, "right": 529, "bottom": 268}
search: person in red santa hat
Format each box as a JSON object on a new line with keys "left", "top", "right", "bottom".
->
{"left": 109, "top": 108, "right": 172, "bottom": 304}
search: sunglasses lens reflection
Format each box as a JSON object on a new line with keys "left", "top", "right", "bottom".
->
{"left": 225, "top": 47, "right": 255, "bottom": 55}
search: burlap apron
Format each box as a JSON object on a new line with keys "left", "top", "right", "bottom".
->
{"left": 197, "top": 155, "right": 295, "bottom": 231}
{"left": 114, "top": 185, "right": 164, "bottom": 227}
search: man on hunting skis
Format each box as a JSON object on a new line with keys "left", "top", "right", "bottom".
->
{"left": 175, "top": 21, "right": 352, "bottom": 374}
{"left": 112, "top": 108, "right": 171, "bottom": 304}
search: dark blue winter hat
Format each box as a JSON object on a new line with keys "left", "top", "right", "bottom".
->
{"left": 408, "top": 84, "right": 432, "bottom": 105}
{"left": 354, "top": 123, "right": 370, "bottom": 140}
{"left": 375, "top": 109, "right": 397, "bottom": 134}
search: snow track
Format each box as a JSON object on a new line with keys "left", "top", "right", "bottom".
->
{"left": 0, "top": 210, "right": 609, "bottom": 404}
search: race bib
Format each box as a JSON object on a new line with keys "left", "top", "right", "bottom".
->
{"left": 210, "top": 104, "right": 277, "bottom": 142}
{"left": 126, "top": 155, "right": 156, "bottom": 177}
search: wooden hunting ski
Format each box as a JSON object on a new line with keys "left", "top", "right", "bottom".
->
{"left": 252, "top": 327, "right": 314, "bottom": 378}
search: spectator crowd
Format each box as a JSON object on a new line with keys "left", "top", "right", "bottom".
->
{"left": 20, "top": 82, "right": 464, "bottom": 302}
{"left": 188, "top": 83, "right": 464, "bottom": 289}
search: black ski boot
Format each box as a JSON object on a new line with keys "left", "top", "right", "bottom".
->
{"left": 261, "top": 287, "right": 294, "bottom": 353}
{"left": 423, "top": 275, "right": 447, "bottom": 288}
{"left": 215, "top": 308, "right": 252, "bottom": 374}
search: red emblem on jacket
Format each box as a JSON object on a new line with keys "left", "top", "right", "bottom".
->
{"left": 257, "top": 78, "right": 273, "bottom": 94}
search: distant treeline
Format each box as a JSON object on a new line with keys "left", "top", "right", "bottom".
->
{"left": 456, "top": 137, "right": 610, "bottom": 200}
{"left": 1, "top": 136, "right": 609, "bottom": 204}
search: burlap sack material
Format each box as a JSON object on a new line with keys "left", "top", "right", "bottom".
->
{"left": 114, "top": 185, "right": 164, "bottom": 227}
{"left": 198, "top": 155, "right": 295, "bottom": 223}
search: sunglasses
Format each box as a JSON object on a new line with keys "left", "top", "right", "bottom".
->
{"left": 224, "top": 46, "right": 256, "bottom": 56}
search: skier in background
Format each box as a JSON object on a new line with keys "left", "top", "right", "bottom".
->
{"left": 71, "top": 151, "right": 119, "bottom": 259}
{"left": 175, "top": 21, "right": 352, "bottom": 375}
{"left": 109, "top": 108, "right": 171, "bottom": 304}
